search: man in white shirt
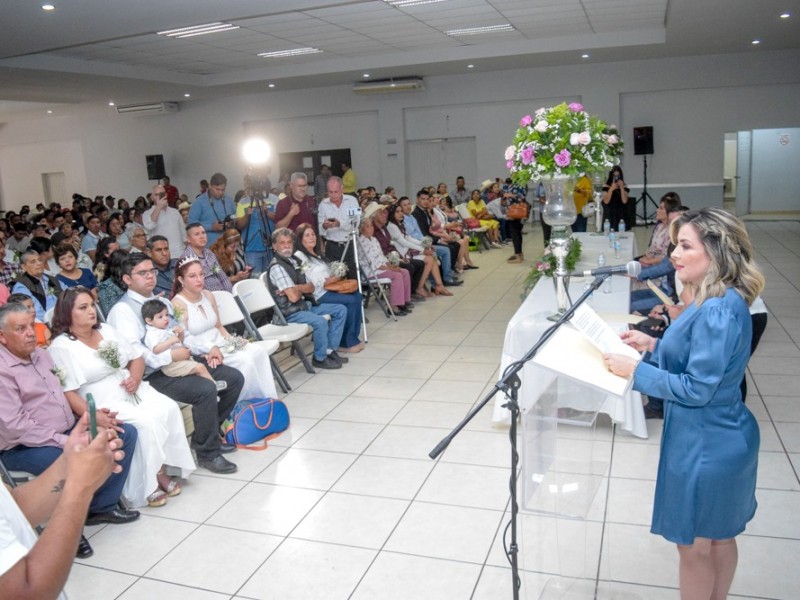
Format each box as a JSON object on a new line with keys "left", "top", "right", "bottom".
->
{"left": 317, "top": 176, "right": 360, "bottom": 278}
{"left": 143, "top": 184, "right": 187, "bottom": 259}
{"left": 0, "top": 414, "right": 125, "bottom": 599}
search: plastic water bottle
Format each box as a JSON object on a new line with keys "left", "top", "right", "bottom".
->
{"left": 613, "top": 240, "right": 621, "bottom": 259}
{"left": 618, "top": 221, "right": 626, "bottom": 234}
{"left": 597, "top": 253, "right": 611, "bottom": 294}
{"left": 603, "top": 219, "right": 610, "bottom": 235}
{"left": 608, "top": 230, "right": 616, "bottom": 248}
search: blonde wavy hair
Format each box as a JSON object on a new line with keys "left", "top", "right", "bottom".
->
{"left": 670, "top": 207, "right": 764, "bottom": 306}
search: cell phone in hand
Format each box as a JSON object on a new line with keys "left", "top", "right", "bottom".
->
{"left": 87, "top": 393, "right": 97, "bottom": 438}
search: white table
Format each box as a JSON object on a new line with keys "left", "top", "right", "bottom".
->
{"left": 494, "top": 232, "right": 648, "bottom": 439}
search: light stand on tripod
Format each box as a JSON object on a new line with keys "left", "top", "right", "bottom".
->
{"left": 635, "top": 155, "right": 659, "bottom": 226}
{"left": 240, "top": 169, "right": 276, "bottom": 272}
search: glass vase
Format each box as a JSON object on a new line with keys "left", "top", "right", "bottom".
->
{"left": 542, "top": 176, "right": 577, "bottom": 320}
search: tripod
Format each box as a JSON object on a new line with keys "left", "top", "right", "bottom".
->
{"left": 635, "top": 155, "right": 659, "bottom": 227}
{"left": 240, "top": 189, "right": 275, "bottom": 270}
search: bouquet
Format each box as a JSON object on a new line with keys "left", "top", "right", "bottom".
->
{"left": 329, "top": 260, "right": 348, "bottom": 278}
{"left": 506, "top": 103, "right": 624, "bottom": 185}
{"left": 50, "top": 366, "right": 67, "bottom": 388}
{"left": 223, "top": 335, "right": 249, "bottom": 354}
{"left": 521, "top": 238, "right": 583, "bottom": 298}
{"left": 97, "top": 341, "right": 141, "bottom": 404}
{"left": 421, "top": 236, "right": 434, "bottom": 250}
{"left": 386, "top": 251, "right": 401, "bottom": 267}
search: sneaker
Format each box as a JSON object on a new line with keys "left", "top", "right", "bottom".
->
{"left": 312, "top": 356, "right": 342, "bottom": 370}
{"left": 491, "top": 242, "right": 503, "bottom": 249}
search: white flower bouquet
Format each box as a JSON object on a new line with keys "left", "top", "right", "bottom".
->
{"left": 329, "top": 260, "right": 348, "bottom": 278}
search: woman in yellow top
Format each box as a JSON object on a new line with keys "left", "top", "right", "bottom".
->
{"left": 467, "top": 189, "right": 502, "bottom": 246}
{"left": 572, "top": 175, "right": 593, "bottom": 232}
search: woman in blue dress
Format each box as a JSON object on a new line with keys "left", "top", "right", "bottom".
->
{"left": 605, "top": 207, "right": 764, "bottom": 600}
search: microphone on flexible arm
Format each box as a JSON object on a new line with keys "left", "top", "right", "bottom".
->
{"left": 570, "top": 261, "right": 641, "bottom": 278}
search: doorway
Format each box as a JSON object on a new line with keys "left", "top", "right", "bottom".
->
{"left": 406, "top": 137, "right": 477, "bottom": 197}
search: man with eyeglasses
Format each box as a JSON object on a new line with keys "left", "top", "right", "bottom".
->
{"left": 108, "top": 253, "right": 243, "bottom": 474}
{"left": 274, "top": 172, "right": 317, "bottom": 232}
{"left": 143, "top": 184, "right": 186, "bottom": 259}
{"left": 188, "top": 173, "right": 236, "bottom": 246}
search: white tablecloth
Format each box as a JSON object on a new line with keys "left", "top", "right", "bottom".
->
{"left": 494, "top": 232, "right": 648, "bottom": 438}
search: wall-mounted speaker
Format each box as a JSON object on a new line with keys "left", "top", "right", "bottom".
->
{"left": 633, "top": 127, "right": 654, "bottom": 156}
{"left": 146, "top": 154, "right": 166, "bottom": 180}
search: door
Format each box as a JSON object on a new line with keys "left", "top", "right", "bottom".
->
{"left": 406, "top": 137, "right": 477, "bottom": 197}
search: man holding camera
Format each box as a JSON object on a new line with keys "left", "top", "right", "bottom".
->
{"left": 188, "top": 172, "right": 236, "bottom": 246}
{"left": 236, "top": 175, "right": 278, "bottom": 276}
{"left": 317, "top": 176, "right": 360, "bottom": 278}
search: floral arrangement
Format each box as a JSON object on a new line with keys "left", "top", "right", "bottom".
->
{"left": 386, "top": 251, "right": 401, "bottom": 267}
{"left": 223, "top": 335, "right": 249, "bottom": 354}
{"left": 421, "top": 236, "right": 434, "bottom": 250}
{"left": 506, "top": 103, "right": 623, "bottom": 185}
{"left": 329, "top": 260, "right": 348, "bottom": 278}
{"left": 97, "top": 341, "right": 141, "bottom": 404}
{"left": 51, "top": 366, "right": 67, "bottom": 388}
{"left": 521, "top": 238, "right": 583, "bottom": 298}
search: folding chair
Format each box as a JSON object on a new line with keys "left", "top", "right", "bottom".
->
{"left": 456, "top": 204, "right": 490, "bottom": 252}
{"left": 211, "top": 290, "right": 290, "bottom": 393}
{"left": 234, "top": 277, "right": 316, "bottom": 374}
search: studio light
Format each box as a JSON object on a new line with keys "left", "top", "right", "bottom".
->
{"left": 242, "top": 138, "right": 271, "bottom": 165}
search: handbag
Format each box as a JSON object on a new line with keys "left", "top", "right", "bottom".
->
{"left": 223, "top": 397, "right": 290, "bottom": 450}
{"left": 464, "top": 217, "right": 481, "bottom": 229}
{"left": 506, "top": 202, "right": 529, "bottom": 220}
{"left": 324, "top": 278, "right": 359, "bottom": 294}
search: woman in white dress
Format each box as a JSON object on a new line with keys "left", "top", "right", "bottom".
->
{"left": 170, "top": 257, "right": 277, "bottom": 400}
{"left": 48, "top": 287, "right": 195, "bottom": 508}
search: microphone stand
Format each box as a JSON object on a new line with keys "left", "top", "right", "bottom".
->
{"left": 429, "top": 273, "right": 610, "bottom": 600}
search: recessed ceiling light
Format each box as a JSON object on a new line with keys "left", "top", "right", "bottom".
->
{"left": 184, "top": 93, "right": 191, "bottom": 97}
{"left": 363, "top": 73, "right": 370, "bottom": 78}
{"left": 258, "top": 47, "right": 322, "bottom": 58}
{"left": 108, "top": 101, "right": 115, "bottom": 106}
{"left": 445, "top": 24, "right": 514, "bottom": 37}
{"left": 581, "top": 53, "right": 590, "bottom": 59}
{"left": 158, "top": 22, "right": 239, "bottom": 39}
{"left": 780, "top": 12, "right": 790, "bottom": 19}
{"left": 467, "top": 64, "right": 474, "bottom": 68}
{"left": 42, "top": 3, "right": 55, "bottom": 11}
{"left": 268, "top": 83, "right": 275, "bottom": 88}
{"left": 752, "top": 39, "right": 761, "bottom": 45}
{"left": 47, "top": 110, "right": 53, "bottom": 114}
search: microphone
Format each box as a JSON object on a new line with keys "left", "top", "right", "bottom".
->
{"left": 570, "top": 261, "right": 641, "bottom": 278}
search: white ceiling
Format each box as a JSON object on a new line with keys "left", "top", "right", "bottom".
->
{"left": 0, "top": 0, "right": 798, "bottom": 118}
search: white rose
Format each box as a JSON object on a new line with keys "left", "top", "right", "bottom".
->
{"left": 607, "top": 134, "right": 618, "bottom": 145}
{"left": 535, "top": 107, "right": 546, "bottom": 117}
{"left": 578, "top": 131, "right": 591, "bottom": 145}
{"left": 534, "top": 120, "right": 548, "bottom": 133}
{"left": 569, "top": 133, "right": 580, "bottom": 145}
{"left": 504, "top": 145, "right": 516, "bottom": 160}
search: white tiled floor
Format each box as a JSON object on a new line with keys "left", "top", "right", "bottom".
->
{"left": 66, "top": 220, "right": 800, "bottom": 599}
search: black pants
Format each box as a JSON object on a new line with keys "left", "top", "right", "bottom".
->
{"left": 541, "top": 220, "right": 552, "bottom": 247}
{"left": 146, "top": 363, "right": 244, "bottom": 461}
{"left": 507, "top": 218, "right": 523, "bottom": 254}
{"left": 401, "top": 259, "right": 423, "bottom": 291}
{"left": 440, "top": 240, "right": 460, "bottom": 269}
{"left": 324, "top": 240, "right": 358, "bottom": 280}
{"left": 741, "top": 312, "right": 768, "bottom": 401}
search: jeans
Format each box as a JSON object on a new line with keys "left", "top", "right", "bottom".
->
{"left": 433, "top": 245, "right": 453, "bottom": 282}
{"left": 630, "top": 289, "right": 663, "bottom": 315}
{"left": 319, "top": 290, "right": 363, "bottom": 348}
{"left": 572, "top": 214, "right": 588, "bottom": 233}
{"left": 287, "top": 303, "right": 347, "bottom": 360}
{"left": 146, "top": 364, "right": 243, "bottom": 461}
{"left": 245, "top": 250, "right": 272, "bottom": 276}
{"left": 0, "top": 423, "right": 138, "bottom": 514}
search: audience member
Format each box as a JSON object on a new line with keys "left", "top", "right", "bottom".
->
{"left": 161, "top": 175, "right": 180, "bottom": 208}
{"left": 369, "top": 203, "right": 426, "bottom": 299}
{"left": 180, "top": 223, "right": 232, "bottom": 292}
{"left": 143, "top": 183, "right": 186, "bottom": 258}
{"left": 54, "top": 244, "right": 98, "bottom": 300}
{"left": 358, "top": 218, "right": 414, "bottom": 314}
{"left": 412, "top": 189, "right": 463, "bottom": 285}
{"left": 318, "top": 176, "right": 360, "bottom": 277}
{"left": 188, "top": 173, "right": 236, "bottom": 246}
{"left": 341, "top": 161, "right": 357, "bottom": 194}
{"left": 274, "top": 172, "right": 317, "bottom": 231}
{"left": 80, "top": 215, "right": 107, "bottom": 261}
{"left": 602, "top": 166, "right": 631, "bottom": 231}
{"left": 97, "top": 249, "right": 129, "bottom": 317}
{"left": 467, "top": 188, "right": 502, "bottom": 247}
{"left": 209, "top": 228, "right": 252, "bottom": 284}
{"left": 12, "top": 250, "right": 62, "bottom": 321}
{"left": 315, "top": 164, "right": 332, "bottom": 202}
{"left": 149, "top": 236, "right": 176, "bottom": 297}
{"left": 7, "top": 223, "right": 31, "bottom": 254}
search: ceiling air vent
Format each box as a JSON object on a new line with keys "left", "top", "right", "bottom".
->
{"left": 352, "top": 77, "right": 424, "bottom": 94}
{"left": 115, "top": 102, "right": 179, "bottom": 116}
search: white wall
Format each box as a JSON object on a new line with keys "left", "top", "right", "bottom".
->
{"left": 1, "top": 49, "right": 799, "bottom": 213}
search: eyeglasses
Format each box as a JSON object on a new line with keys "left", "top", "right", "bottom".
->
{"left": 132, "top": 268, "right": 158, "bottom": 278}
{"left": 132, "top": 233, "right": 146, "bottom": 238}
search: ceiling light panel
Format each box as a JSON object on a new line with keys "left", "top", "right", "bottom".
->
{"left": 257, "top": 47, "right": 323, "bottom": 58}
{"left": 445, "top": 24, "right": 515, "bottom": 36}
{"left": 158, "top": 22, "right": 240, "bottom": 38}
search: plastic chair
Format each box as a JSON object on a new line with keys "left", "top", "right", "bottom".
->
{"left": 211, "top": 290, "right": 290, "bottom": 393}
{"left": 233, "top": 277, "right": 316, "bottom": 374}
{"left": 456, "top": 204, "right": 490, "bottom": 252}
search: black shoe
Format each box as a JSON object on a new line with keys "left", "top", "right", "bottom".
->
{"left": 392, "top": 307, "right": 408, "bottom": 316}
{"left": 329, "top": 351, "right": 348, "bottom": 364}
{"left": 76, "top": 535, "right": 94, "bottom": 559}
{"left": 312, "top": 356, "right": 342, "bottom": 370}
{"left": 198, "top": 455, "right": 238, "bottom": 474}
{"left": 465, "top": 265, "right": 479, "bottom": 270}
{"left": 399, "top": 304, "right": 413, "bottom": 313}
{"left": 219, "top": 439, "right": 238, "bottom": 453}
{"left": 86, "top": 507, "right": 141, "bottom": 526}
{"left": 443, "top": 279, "right": 463, "bottom": 287}
{"left": 643, "top": 404, "right": 664, "bottom": 419}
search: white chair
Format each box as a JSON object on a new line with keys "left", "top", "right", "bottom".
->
{"left": 456, "top": 204, "right": 490, "bottom": 252}
{"left": 233, "top": 277, "right": 316, "bottom": 374}
{"left": 211, "top": 290, "right": 290, "bottom": 392}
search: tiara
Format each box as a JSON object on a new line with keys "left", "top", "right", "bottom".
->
{"left": 176, "top": 255, "right": 200, "bottom": 270}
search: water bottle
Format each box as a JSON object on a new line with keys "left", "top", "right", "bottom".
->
{"left": 618, "top": 221, "right": 626, "bottom": 234}
{"left": 597, "top": 253, "right": 611, "bottom": 294}
{"left": 613, "top": 240, "right": 621, "bottom": 259}
{"left": 608, "top": 230, "right": 616, "bottom": 248}
{"left": 603, "top": 219, "right": 610, "bottom": 235}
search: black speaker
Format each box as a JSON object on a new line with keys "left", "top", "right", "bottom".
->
{"left": 146, "top": 154, "right": 166, "bottom": 180}
{"left": 633, "top": 127, "right": 654, "bottom": 156}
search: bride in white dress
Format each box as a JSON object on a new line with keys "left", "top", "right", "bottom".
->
{"left": 170, "top": 257, "right": 277, "bottom": 400}
{"left": 48, "top": 288, "right": 195, "bottom": 508}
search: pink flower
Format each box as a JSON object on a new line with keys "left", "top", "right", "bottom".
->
{"left": 504, "top": 145, "right": 515, "bottom": 160}
{"left": 506, "top": 159, "right": 515, "bottom": 169}
{"left": 520, "top": 115, "right": 533, "bottom": 127}
{"left": 535, "top": 107, "right": 546, "bottom": 117}
{"left": 578, "top": 131, "right": 591, "bottom": 145}
{"left": 554, "top": 149, "right": 571, "bottom": 167}
{"left": 520, "top": 147, "right": 535, "bottom": 165}
{"left": 536, "top": 261, "right": 548, "bottom": 272}
{"left": 568, "top": 102, "right": 584, "bottom": 112}
{"left": 607, "top": 134, "right": 619, "bottom": 145}
{"left": 534, "top": 120, "right": 548, "bottom": 133}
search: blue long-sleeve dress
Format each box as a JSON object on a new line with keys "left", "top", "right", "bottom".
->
{"left": 633, "top": 287, "right": 759, "bottom": 545}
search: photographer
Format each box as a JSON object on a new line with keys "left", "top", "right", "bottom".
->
{"left": 188, "top": 173, "right": 236, "bottom": 246}
{"left": 143, "top": 184, "right": 186, "bottom": 258}
{"left": 602, "top": 166, "right": 630, "bottom": 231}
{"left": 317, "top": 177, "right": 360, "bottom": 278}
{"left": 235, "top": 175, "right": 277, "bottom": 275}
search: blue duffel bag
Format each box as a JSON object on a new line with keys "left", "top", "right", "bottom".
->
{"left": 223, "top": 398, "right": 290, "bottom": 450}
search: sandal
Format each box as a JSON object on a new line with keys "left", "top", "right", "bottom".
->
{"left": 147, "top": 489, "right": 168, "bottom": 507}
{"left": 434, "top": 286, "right": 453, "bottom": 297}
{"left": 157, "top": 470, "right": 182, "bottom": 497}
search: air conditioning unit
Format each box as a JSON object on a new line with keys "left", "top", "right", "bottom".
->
{"left": 115, "top": 102, "right": 179, "bottom": 116}
{"left": 352, "top": 77, "right": 424, "bottom": 94}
